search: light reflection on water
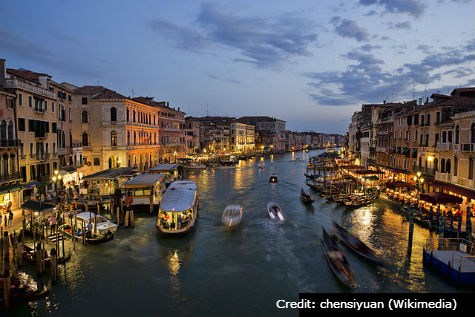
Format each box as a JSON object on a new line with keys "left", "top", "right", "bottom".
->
{"left": 6, "top": 150, "right": 472, "bottom": 317}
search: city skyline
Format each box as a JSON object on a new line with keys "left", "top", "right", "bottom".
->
{"left": 1, "top": 0, "right": 474, "bottom": 134}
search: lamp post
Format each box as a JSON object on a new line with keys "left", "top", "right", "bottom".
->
{"left": 52, "top": 171, "right": 62, "bottom": 203}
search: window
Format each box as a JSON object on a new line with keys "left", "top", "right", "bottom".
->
{"left": 18, "top": 93, "right": 22, "bottom": 106}
{"left": 448, "top": 130, "right": 453, "bottom": 143}
{"left": 111, "top": 107, "right": 117, "bottom": 121}
{"left": 82, "top": 97, "right": 88, "bottom": 105}
{"left": 28, "top": 96, "right": 32, "bottom": 108}
{"left": 111, "top": 131, "right": 117, "bottom": 146}
{"left": 126, "top": 109, "right": 129, "bottom": 122}
{"left": 469, "top": 157, "right": 474, "bottom": 180}
{"left": 455, "top": 125, "right": 460, "bottom": 144}
{"left": 446, "top": 159, "right": 451, "bottom": 174}
{"left": 0, "top": 121, "right": 6, "bottom": 140}
{"left": 18, "top": 118, "right": 25, "bottom": 131}
{"left": 454, "top": 156, "right": 458, "bottom": 176}
{"left": 442, "top": 131, "right": 447, "bottom": 143}
{"left": 82, "top": 132, "right": 89, "bottom": 146}
{"left": 7, "top": 121, "right": 13, "bottom": 139}
{"left": 94, "top": 158, "right": 100, "bottom": 166}
{"left": 52, "top": 102, "right": 55, "bottom": 113}
{"left": 44, "top": 100, "right": 48, "bottom": 111}
{"left": 82, "top": 111, "right": 88, "bottom": 123}
{"left": 471, "top": 123, "right": 475, "bottom": 144}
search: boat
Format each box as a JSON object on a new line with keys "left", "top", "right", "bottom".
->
{"left": 184, "top": 162, "right": 207, "bottom": 170}
{"left": 221, "top": 205, "right": 243, "bottom": 227}
{"left": 214, "top": 161, "right": 237, "bottom": 169}
{"left": 257, "top": 162, "right": 265, "bottom": 169}
{"left": 300, "top": 188, "right": 315, "bottom": 203}
{"left": 64, "top": 211, "right": 118, "bottom": 236}
{"left": 304, "top": 173, "right": 316, "bottom": 179}
{"left": 0, "top": 272, "right": 50, "bottom": 303}
{"left": 321, "top": 227, "right": 356, "bottom": 288}
{"left": 268, "top": 174, "right": 278, "bottom": 183}
{"left": 156, "top": 181, "right": 199, "bottom": 234}
{"left": 21, "top": 245, "right": 71, "bottom": 266}
{"left": 60, "top": 224, "right": 114, "bottom": 244}
{"left": 332, "top": 222, "right": 385, "bottom": 265}
{"left": 123, "top": 173, "right": 167, "bottom": 207}
{"left": 267, "top": 202, "right": 284, "bottom": 221}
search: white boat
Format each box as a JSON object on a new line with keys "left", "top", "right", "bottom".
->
{"left": 268, "top": 174, "right": 278, "bottom": 183}
{"left": 123, "top": 173, "right": 167, "bottom": 206}
{"left": 184, "top": 163, "right": 207, "bottom": 170}
{"left": 267, "top": 202, "right": 284, "bottom": 221}
{"left": 257, "top": 162, "right": 265, "bottom": 169}
{"left": 156, "top": 181, "right": 199, "bottom": 234}
{"left": 221, "top": 205, "right": 243, "bottom": 227}
{"left": 65, "top": 211, "right": 118, "bottom": 236}
{"left": 214, "top": 161, "right": 237, "bottom": 170}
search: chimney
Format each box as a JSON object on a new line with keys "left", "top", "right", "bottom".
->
{"left": 0, "top": 59, "right": 6, "bottom": 86}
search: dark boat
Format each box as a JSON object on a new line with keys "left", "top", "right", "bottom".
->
{"left": 268, "top": 174, "right": 278, "bottom": 183}
{"left": 321, "top": 227, "right": 356, "bottom": 288}
{"left": 304, "top": 173, "right": 317, "bottom": 179}
{"left": 60, "top": 224, "right": 114, "bottom": 244}
{"left": 300, "top": 188, "right": 315, "bottom": 203}
{"left": 0, "top": 272, "right": 50, "bottom": 303}
{"left": 22, "top": 245, "right": 71, "bottom": 266}
{"left": 333, "top": 222, "right": 385, "bottom": 265}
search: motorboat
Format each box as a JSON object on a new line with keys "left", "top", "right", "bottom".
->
{"left": 156, "top": 181, "right": 199, "bottom": 234}
{"left": 267, "top": 202, "right": 284, "bottom": 221}
{"left": 332, "top": 222, "right": 385, "bottom": 265}
{"left": 21, "top": 245, "right": 71, "bottom": 266}
{"left": 214, "top": 161, "right": 237, "bottom": 170}
{"left": 321, "top": 227, "right": 356, "bottom": 288}
{"left": 268, "top": 174, "right": 278, "bottom": 183}
{"left": 64, "top": 211, "right": 118, "bottom": 236}
{"left": 221, "top": 205, "right": 243, "bottom": 227}
{"left": 184, "top": 163, "right": 207, "bottom": 170}
{"left": 257, "top": 162, "right": 265, "bottom": 169}
{"left": 300, "top": 188, "right": 315, "bottom": 204}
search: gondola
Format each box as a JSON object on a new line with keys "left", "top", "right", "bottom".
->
{"left": 0, "top": 272, "right": 50, "bottom": 303}
{"left": 300, "top": 188, "right": 315, "bottom": 204}
{"left": 304, "top": 173, "right": 317, "bottom": 179}
{"left": 21, "top": 245, "right": 71, "bottom": 266}
{"left": 332, "top": 222, "right": 385, "bottom": 265}
{"left": 321, "top": 227, "right": 356, "bottom": 288}
{"left": 60, "top": 224, "right": 114, "bottom": 244}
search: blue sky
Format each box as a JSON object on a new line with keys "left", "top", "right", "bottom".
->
{"left": 1, "top": 0, "right": 474, "bottom": 133}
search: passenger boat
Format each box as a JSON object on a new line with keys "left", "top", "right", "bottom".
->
{"left": 332, "top": 222, "right": 385, "bottom": 265}
{"left": 0, "top": 272, "right": 50, "bottom": 302}
{"left": 214, "top": 161, "right": 237, "bottom": 169}
{"left": 21, "top": 245, "right": 71, "bottom": 266}
{"left": 64, "top": 211, "right": 118, "bottom": 236}
{"left": 300, "top": 188, "right": 315, "bottom": 203}
{"left": 123, "top": 173, "right": 167, "bottom": 207}
{"left": 257, "top": 162, "right": 265, "bottom": 169}
{"left": 183, "top": 162, "right": 207, "bottom": 170}
{"left": 267, "top": 202, "right": 284, "bottom": 221}
{"left": 321, "top": 227, "right": 356, "bottom": 288}
{"left": 268, "top": 174, "right": 278, "bottom": 183}
{"left": 156, "top": 181, "right": 199, "bottom": 234}
{"left": 221, "top": 205, "right": 243, "bottom": 227}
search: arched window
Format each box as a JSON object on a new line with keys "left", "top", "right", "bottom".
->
{"left": 134, "top": 131, "right": 137, "bottom": 145}
{"left": 82, "top": 111, "right": 88, "bottom": 123}
{"left": 469, "top": 157, "right": 474, "bottom": 179}
{"left": 82, "top": 132, "right": 88, "bottom": 146}
{"left": 111, "top": 131, "right": 117, "bottom": 146}
{"left": 446, "top": 159, "right": 451, "bottom": 174}
{"left": 133, "top": 110, "right": 136, "bottom": 122}
{"left": 110, "top": 107, "right": 117, "bottom": 121}
{"left": 441, "top": 158, "right": 445, "bottom": 173}
{"left": 0, "top": 120, "right": 6, "bottom": 140}
{"left": 434, "top": 158, "right": 438, "bottom": 171}
{"left": 442, "top": 131, "right": 447, "bottom": 143}
{"left": 471, "top": 123, "right": 475, "bottom": 144}
{"left": 126, "top": 109, "right": 130, "bottom": 122}
{"left": 448, "top": 130, "right": 453, "bottom": 143}
{"left": 7, "top": 121, "right": 13, "bottom": 139}
{"left": 127, "top": 131, "right": 130, "bottom": 145}
{"left": 455, "top": 125, "right": 460, "bottom": 144}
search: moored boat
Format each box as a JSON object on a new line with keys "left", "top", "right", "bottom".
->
{"left": 123, "top": 173, "right": 167, "bottom": 207}
{"left": 257, "top": 162, "right": 265, "bottom": 169}
{"left": 60, "top": 224, "right": 114, "bottom": 244}
{"left": 321, "top": 227, "right": 356, "bottom": 288}
{"left": 268, "top": 174, "right": 278, "bottom": 183}
{"left": 0, "top": 272, "right": 50, "bottom": 303}
{"left": 156, "top": 181, "right": 199, "bottom": 234}
{"left": 300, "top": 188, "right": 315, "bottom": 203}
{"left": 221, "top": 205, "right": 243, "bottom": 227}
{"left": 267, "top": 202, "right": 284, "bottom": 221}
{"left": 333, "top": 222, "right": 385, "bottom": 265}
{"left": 214, "top": 161, "right": 237, "bottom": 169}
{"left": 65, "top": 211, "right": 118, "bottom": 236}
{"left": 21, "top": 245, "right": 71, "bottom": 266}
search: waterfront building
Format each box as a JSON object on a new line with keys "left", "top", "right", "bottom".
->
{"left": 184, "top": 116, "right": 201, "bottom": 155}
{"left": 71, "top": 88, "right": 160, "bottom": 174}
{"left": 193, "top": 116, "right": 234, "bottom": 154}
{"left": 237, "top": 116, "right": 286, "bottom": 151}
{"left": 451, "top": 110, "right": 475, "bottom": 191}
{"left": 0, "top": 87, "right": 22, "bottom": 209}
{"left": 230, "top": 122, "right": 255, "bottom": 154}
{"left": 155, "top": 101, "right": 186, "bottom": 163}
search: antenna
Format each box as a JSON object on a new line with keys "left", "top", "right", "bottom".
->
{"left": 206, "top": 103, "right": 209, "bottom": 116}
{"left": 412, "top": 83, "right": 415, "bottom": 99}
{"left": 131, "top": 89, "right": 134, "bottom": 97}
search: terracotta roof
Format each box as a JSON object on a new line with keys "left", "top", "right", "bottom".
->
{"left": 73, "top": 85, "right": 106, "bottom": 95}
{"left": 91, "top": 88, "right": 127, "bottom": 100}
{"left": 7, "top": 68, "right": 50, "bottom": 84}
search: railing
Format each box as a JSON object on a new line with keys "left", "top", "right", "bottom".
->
{"left": 35, "top": 153, "right": 50, "bottom": 161}
{"left": 0, "top": 172, "right": 23, "bottom": 182}
{"left": 435, "top": 171, "right": 451, "bottom": 182}
{"left": 421, "top": 168, "right": 436, "bottom": 177}
{"left": 455, "top": 144, "right": 474, "bottom": 152}
{"left": 4, "top": 78, "right": 56, "bottom": 99}
{"left": 425, "top": 238, "right": 475, "bottom": 256}
{"left": 437, "top": 143, "right": 454, "bottom": 151}
{"left": 0, "top": 139, "right": 20, "bottom": 147}
{"left": 34, "top": 107, "right": 46, "bottom": 114}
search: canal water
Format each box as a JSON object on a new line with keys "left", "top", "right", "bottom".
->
{"left": 7, "top": 150, "right": 470, "bottom": 316}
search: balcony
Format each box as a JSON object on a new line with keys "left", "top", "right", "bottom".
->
{"left": 421, "top": 168, "right": 436, "bottom": 177}
{"left": 4, "top": 78, "right": 56, "bottom": 99}
{"left": 0, "top": 139, "right": 20, "bottom": 148}
{"left": 455, "top": 143, "right": 474, "bottom": 152}
{"left": 34, "top": 107, "right": 46, "bottom": 114}
{"left": 35, "top": 153, "right": 50, "bottom": 161}
{"left": 435, "top": 171, "right": 451, "bottom": 183}
{"left": 0, "top": 172, "right": 23, "bottom": 182}
{"left": 436, "top": 143, "right": 454, "bottom": 151}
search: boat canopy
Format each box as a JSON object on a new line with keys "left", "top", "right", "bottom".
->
{"left": 76, "top": 212, "right": 104, "bottom": 221}
{"left": 21, "top": 200, "right": 55, "bottom": 213}
{"left": 149, "top": 164, "right": 181, "bottom": 173}
{"left": 123, "top": 173, "right": 166, "bottom": 188}
{"left": 83, "top": 167, "right": 138, "bottom": 181}
{"left": 160, "top": 181, "right": 197, "bottom": 213}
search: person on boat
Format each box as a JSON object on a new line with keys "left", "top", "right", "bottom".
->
{"left": 87, "top": 221, "right": 93, "bottom": 238}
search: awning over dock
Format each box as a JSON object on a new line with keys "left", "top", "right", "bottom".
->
{"left": 21, "top": 200, "right": 56, "bottom": 212}
{"left": 149, "top": 164, "right": 181, "bottom": 173}
{"left": 83, "top": 167, "right": 138, "bottom": 181}
{"left": 123, "top": 174, "right": 166, "bottom": 188}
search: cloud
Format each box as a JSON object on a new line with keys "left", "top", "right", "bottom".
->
{"left": 147, "top": 3, "right": 318, "bottom": 68}
{"left": 331, "top": 17, "right": 369, "bottom": 42}
{"left": 388, "top": 21, "right": 411, "bottom": 30}
{"left": 0, "top": 27, "right": 104, "bottom": 78}
{"left": 303, "top": 40, "right": 475, "bottom": 106}
{"left": 358, "top": 0, "right": 426, "bottom": 17}
{"left": 208, "top": 74, "right": 241, "bottom": 84}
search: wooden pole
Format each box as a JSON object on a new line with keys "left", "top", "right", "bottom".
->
{"left": 3, "top": 268, "right": 10, "bottom": 308}
{"left": 50, "top": 248, "right": 57, "bottom": 282}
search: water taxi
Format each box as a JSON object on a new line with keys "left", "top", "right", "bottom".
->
{"left": 214, "top": 161, "right": 237, "bottom": 170}
{"left": 123, "top": 173, "right": 167, "bottom": 207}
{"left": 156, "top": 181, "right": 199, "bottom": 234}
{"left": 268, "top": 174, "right": 278, "bottom": 183}
{"left": 222, "top": 205, "right": 243, "bottom": 227}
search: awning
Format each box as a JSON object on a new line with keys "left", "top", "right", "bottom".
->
{"left": 124, "top": 174, "right": 166, "bottom": 188}
{"left": 385, "top": 181, "right": 416, "bottom": 189}
{"left": 0, "top": 182, "right": 23, "bottom": 195}
{"left": 420, "top": 192, "right": 463, "bottom": 205}
{"left": 21, "top": 200, "right": 55, "bottom": 212}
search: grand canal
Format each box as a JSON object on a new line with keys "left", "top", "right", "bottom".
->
{"left": 8, "top": 150, "right": 468, "bottom": 316}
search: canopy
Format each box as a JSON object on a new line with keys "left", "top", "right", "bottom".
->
{"left": 21, "top": 200, "right": 55, "bottom": 213}
{"left": 0, "top": 182, "right": 23, "bottom": 195}
{"left": 385, "top": 181, "right": 416, "bottom": 189}
{"left": 123, "top": 174, "right": 166, "bottom": 188}
{"left": 419, "top": 192, "right": 463, "bottom": 205}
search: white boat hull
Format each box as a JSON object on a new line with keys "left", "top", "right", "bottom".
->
{"left": 267, "top": 202, "right": 284, "bottom": 221}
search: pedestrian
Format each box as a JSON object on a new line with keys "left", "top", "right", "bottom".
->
{"left": 8, "top": 210, "right": 13, "bottom": 228}
{"left": 3, "top": 214, "right": 7, "bottom": 228}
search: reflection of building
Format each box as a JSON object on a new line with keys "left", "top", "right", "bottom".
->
{"left": 71, "top": 87, "right": 160, "bottom": 174}
{"left": 0, "top": 87, "right": 22, "bottom": 210}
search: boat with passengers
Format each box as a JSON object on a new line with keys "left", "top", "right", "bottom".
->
{"left": 123, "top": 173, "right": 167, "bottom": 208}
{"left": 156, "top": 181, "right": 199, "bottom": 234}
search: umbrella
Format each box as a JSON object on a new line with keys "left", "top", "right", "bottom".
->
{"left": 466, "top": 206, "right": 472, "bottom": 241}
{"left": 419, "top": 192, "right": 463, "bottom": 205}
